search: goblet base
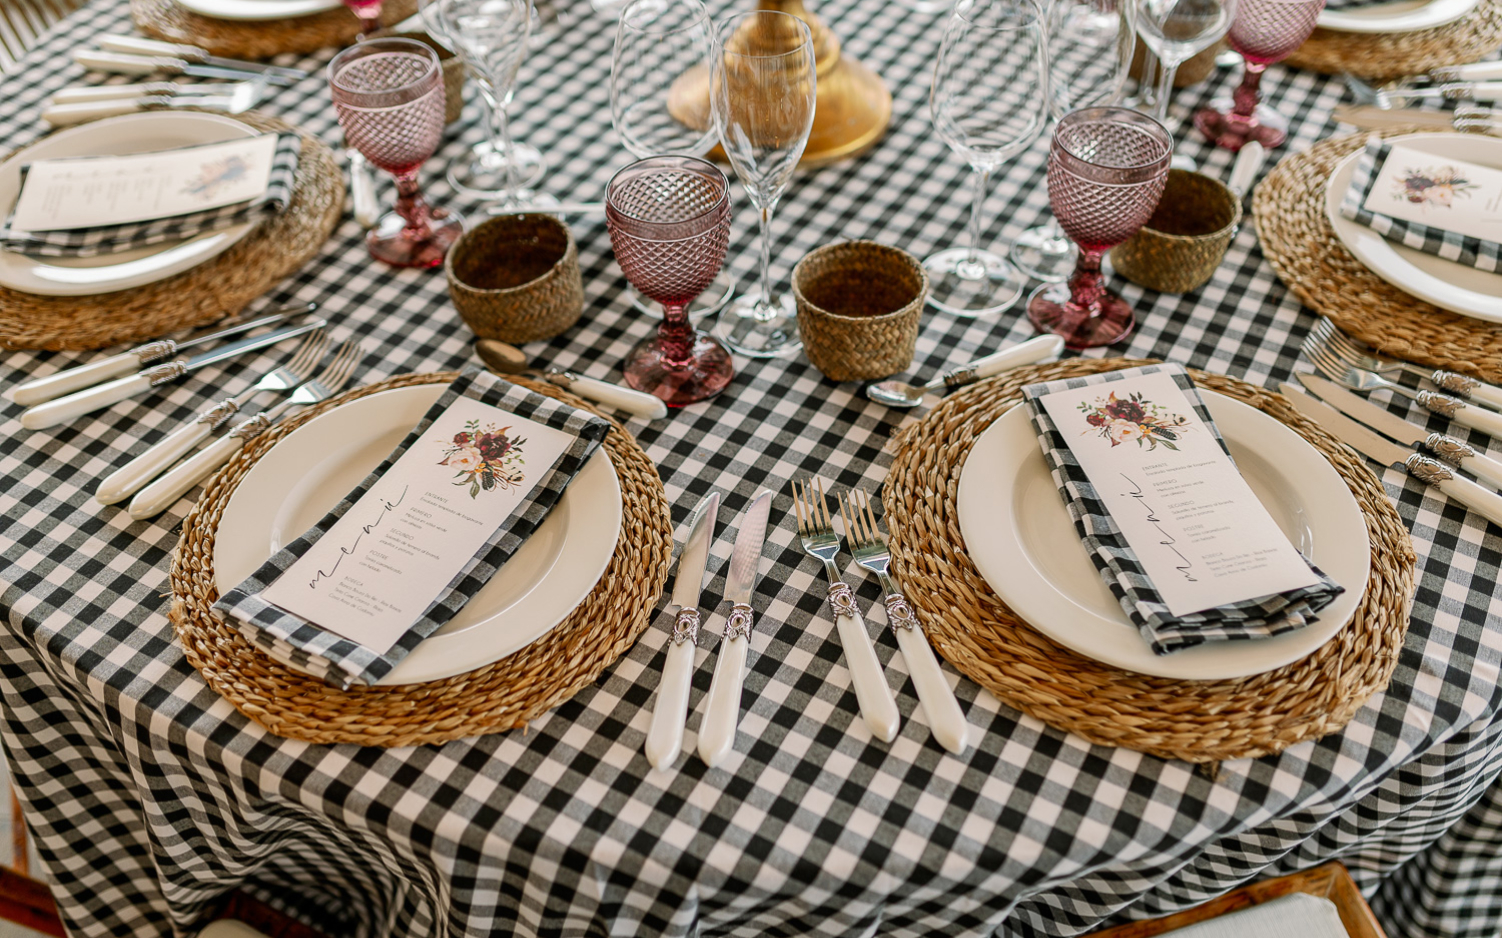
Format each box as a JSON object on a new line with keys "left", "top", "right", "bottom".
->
{"left": 1193, "top": 98, "right": 1289, "bottom": 150}
{"left": 367, "top": 209, "right": 464, "bottom": 268}
{"left": 448, "top": 142, "right": 547, "bottom": 198}
{"left": 923, "top": 247, "right": 1025, "bottom": 317}
{"left": 1009, "top": 225, "right": 1077, "bottom": 283}
{"left": 1026, "top": 281, "right": 1136, "bottom": 350}
{"left": 631, "top": 270, "right": 736, "bottom": 321}
{"left": 715, "top": 292, "right": 801, "bottom": 358}
{"left": 624, "top": 330, "right": 734, "bottom": 407}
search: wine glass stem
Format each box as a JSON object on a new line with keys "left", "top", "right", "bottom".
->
{"left": 478, "top": 80, "right": 517, "bottom": 201}
{"left": 1231, "top": 61, "right": 1266, "bottom": 122}
{"left": 658, "top": 302, "right": 694, "bottom": 368}
{"left": 392, "top": 172, "right": 436, "bottom": 241}
{"left": 963, "top": 166, "right": 992, "bottom": 276}
{"left": 1152, "top": 61, "right": 1180, "bottom": 123}
{"left": 753, "top": 204, "right": 775, "bottom": 319}
{"left": 1068, "top": 249, "right": 1107, "bottom": 313}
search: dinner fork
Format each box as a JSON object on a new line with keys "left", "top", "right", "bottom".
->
{"left": 839, "top": 489, "right": 967, "bottom": 755}
{"left": 1303, "top": 338, "right": 1502, "bottom": 440}
{"left": 1308, "top": 318, "right": 1502, "bottom": 412}
{"left": 95, "top": 330, "right": 329, "bottom": 505}
{"left": 791, "top": 478, "right": 900, "bottom": 743}
{"left": 126, "top": 341, "right": 363, "bottom": 520}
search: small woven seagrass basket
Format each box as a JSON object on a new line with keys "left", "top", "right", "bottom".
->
{"left": 446, "top": 214, "right": 584, "bottom": 344}
{"left": 1111, "top": 168, "right": 1242, "bottom": 294}
{"left": 793, "top": 240, "right": 928, "bottom": 382}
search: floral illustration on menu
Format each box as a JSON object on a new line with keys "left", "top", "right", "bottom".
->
{"left": 439, "top": 420, "right": 528, "bottom": 499}
{"left": 182, "top": 155, "right": 250, "bottom": 202}
{"left": 1079, "top": 390, "right": 1191, "bottom": 451}
{"left": 1391, "top": 165, "right": 1479, "bottom": 209}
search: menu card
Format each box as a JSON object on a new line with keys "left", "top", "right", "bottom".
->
{"left": 1360, "top": 143, "right": 1502, "bottom": 241}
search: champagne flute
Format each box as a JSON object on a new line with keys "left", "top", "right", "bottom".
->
{"left": 1011, "top": 0, "right": 1136, "bottom": 283}
{"left": 925, "top": 0, "right": 1049, "bottom": 317}
{"left": 1192, "top": 0, "right": 1324, "bottom": 149}
{"left": 710, "top": 10, "right": 817, "bottom": 358}
{"left": 1135, "top": 0, "right": 1238, "bottom": 124}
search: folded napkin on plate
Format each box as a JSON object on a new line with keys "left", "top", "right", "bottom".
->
{"left": 214, "top": 369, "right": 612, "bottom": 689}
{"left": 1338, "top": 134, "right": 1501, "bottom": 273}
{"left": 1022, "top": 364, "right": 1344, "bottom": 656}
{"left": 0, "top": 132, "right": 300, "bottom": 258}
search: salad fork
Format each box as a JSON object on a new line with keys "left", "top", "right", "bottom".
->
{"left": 126, "top": 341, "right": 363, "bottom": 520}
{"left": 791, "top": 478, "right": 900, "bottom": 743}
{"left": 1303, "top": 338, "right": 1502, "bottom": 440}
{"left": 1307, "top": 318, "right": 1502, "bottom": 411}
{"left": 839, "top": 489, "right": 967, "bottom": 754}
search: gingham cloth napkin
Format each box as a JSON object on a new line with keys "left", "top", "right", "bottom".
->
{"left": 1338, "top": 134, "right": 1501, "bottom": 273}
{"left": 214, "top": 369, "right": 612, "bottom": 689}
{"left": 1021, "top": 364, "right": 1344, "bottom": 656}
{"left": 0, "top": 132, "right": 300, "bottom": 258}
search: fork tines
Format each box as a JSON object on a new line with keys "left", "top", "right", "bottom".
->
{"left": 282, "top": 330, "right": 330, "bottom": 379}
{"left": 838, "top": 488, "right": 882, "bottom": 549}
{"left": 791, "top": 477, "right": 833, "bottom": 535}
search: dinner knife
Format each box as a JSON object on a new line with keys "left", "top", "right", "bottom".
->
{"left": 1297, "top": 373, "right": 1502, "bottom": 491}
{"left": 19, "top": 318, "right": 327, "bottom": 430}
{"left": 51, "top": 81, "right": 248, "bottom": 104}
{"left": 697, "top": 489, "right": 772, "bottom": 770}
{"left": 646, "top": 492, "right": 720, "bottom": 771}
{"left": 43, "top": 94, "right": 255, "bottom": 127}
{"left": 97, "top": 36, "right": 309, "bottom": 81}
{"left": 74, "top": 50, "right": 296, "bottom": 85}
{"left": 1281, "top": 383, "right": 1502, "bottom": 528}
{"left": 9, "top": 303, "right": 317, "bottom": 406}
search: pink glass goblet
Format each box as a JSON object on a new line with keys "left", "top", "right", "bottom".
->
{"left": 605, "top": 156, "right": 735, "bottom": 407}
{"left": 329, "top": 38, "right": 464, "bottom": 268}
{"left": 1193, "top": 0, "right": 1324, "bottom": 150}
{"left": 1026, "top": 107, "right": 1172, "bottom": 350}
{"left": 343, "top": 0, "right": 384, "bottom": 37}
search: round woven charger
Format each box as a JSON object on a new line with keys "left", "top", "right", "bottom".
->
{"left": 132, "top": 0, "right": 419, "bottom": 59}
{"left": 0, "top": 110, "right": 343, "bottom": 352}
{"left": 1254, "top": 128, "right": 1502, "bottom": 382}
{"left": 167, "top": 372, "right": 673, "bottom": 747}
{"left": 1286, "top": 0, "right": 1502, "bottom": 80}
{"left": 884, "top": 358, "right": 1415, "bottom": 764}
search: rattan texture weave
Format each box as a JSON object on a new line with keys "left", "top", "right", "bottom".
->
{"left": 1286, "top": 0, "right": 1502, "bottom": 80}
{"left": 167, "top": 371, "right": 673, "bottom": 747}
{"left": 1254, "top": 127, "right": 1502, "bottom": 381}
{"left": 0, "top": 109, "right": 342, "bottom": 351}
{"left": 883, "top": 358, "right": 1415, "bottom": 764}
{"left": 131, "top": 0, "right": 419, "bottom": 59}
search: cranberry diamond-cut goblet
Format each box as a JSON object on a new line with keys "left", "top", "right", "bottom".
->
{"left": 1193, "top": 0, "right": 1325, "bottom": 150}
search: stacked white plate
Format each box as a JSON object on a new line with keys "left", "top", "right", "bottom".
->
{"left": 1317, "top": 0, "right": 1479, "bottom": 33}
{"left": 176, "top": 0, "right": 343, "bottom": 20}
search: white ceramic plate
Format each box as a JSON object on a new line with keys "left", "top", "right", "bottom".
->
{"left": 0, "top": 112, "right": 260, "bottom": 297}
{"left": 176, "top": 0, "right": 341, "bottom": 20}
{"left": 955, "top": 392, "right": 1370, "bottom": 680}
{"left": 214, "top": 384, "right": 623, "bottom": 686}
{"left": 1317, "top": 0, "right": 1478, "bottom": 33}
{"left": 1325, "top": 133, "right": 1502, "bottom": 324}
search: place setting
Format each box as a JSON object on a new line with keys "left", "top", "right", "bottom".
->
{"left": 132, "top": 0, "right": 420, "bottom": 60}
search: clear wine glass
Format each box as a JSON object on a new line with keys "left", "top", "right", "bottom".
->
{"left": 1135, "top": 0, "right": 1238, "bottom": 124}
{"left": 924, "top": 0, "right": 1049, "bottom": 317}
{"left": 329, "top": 38, "right": 464, "bottom": 268}
{"left": 1192, "top": 0, "right": 1324, "bottom": 149}
{"left": 709, "top": 10, "right": 817, "bottom": 358}
{"left": 1010, "top": 0, "right": 1136, "bottom": 283}
{"left": 606, "top": 156, "right": 735, "bottom": 406}
{"left": 610, "top": 0, "right": 736, "bottom": 321}
{"left": 1026, "top": 107, "right": 1172, "bottom": 348}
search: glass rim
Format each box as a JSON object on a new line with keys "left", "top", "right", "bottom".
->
{"left": 618, "top": 0, "right": 711, "bottom": 36}
{"left": 712, "top": 10, "right": 814, "bottom": 59}
{"left": 604, "top": 156, "right": 730, "bottom": 238}
{"left": 328, "top": 37, "right": 441, "bottom": 97}
{"left": 951, "top": 0, "right": 1044, "bottom": 29}
{"left": 1051, "top": 106, "right": 1173, "bottom": 174}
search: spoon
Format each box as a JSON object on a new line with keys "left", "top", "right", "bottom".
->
{"left": 866, "top": 334, "right": 1065, "bottom": 408}
{"left": 474, "top": 339, "right": 669, "bottom": 420}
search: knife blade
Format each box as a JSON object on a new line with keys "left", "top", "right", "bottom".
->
{"left": 1281, "top": 383, "right": 1502, "bottom": 529}
{"left": 646, "top": 492, "right": 721, "bottom": 771}
{"left": 97, "top": 36, "right": 308, "bottom": 81}
{"left": 698, "top": 489, "right": 772, "bottom": 769}
{"left": 73, "top": 50, "right": 295, "bottom": 85}
{"left": 1297, "top": 374, "right": 1502, "bottom": 491}
{"left": 19, "top": 318, "right": 327, "bottom": 430}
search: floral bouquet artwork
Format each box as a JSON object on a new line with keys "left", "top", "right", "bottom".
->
{"left": 1392, "top": 165, "right": 1479, "bottom": 210}
{"left": 182, "top": 155, "right": 250, "bottom": 202}
{"left": 1079, "top": 391, "right": 1191, "bottom": 451}
{"left": 439, "top": 420, "right": 528, "bottom": 498}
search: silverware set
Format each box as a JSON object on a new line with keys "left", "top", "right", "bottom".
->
{"left": 43, "top": 77, "right": 271, "bottom": 126}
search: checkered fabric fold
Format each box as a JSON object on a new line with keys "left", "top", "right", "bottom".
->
{"left": 213, "top": 368, "right": 612, "bottom": 689}
{"left": 1338, "top": 134, "right": 1502, "bottom": 274}
{"left": 1021, "top": 363, "right": 1345, "bottom": 655}
{"left": 0, "top": 131, "right": 301, "bottom": 258}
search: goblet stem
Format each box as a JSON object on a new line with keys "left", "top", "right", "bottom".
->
{"left": 1067, "top": 249, "right": 1107, "bottom": 315}
{"left": 1152, "top": 61, "right": 1180, "bottom": 123}
{"left": 964, "top": 166, "right": 992, "bottom": 274}
{"left": 657, "top": 303, "right": 695, "bottom": 368}
{"left": 476, "top": 79, "right": 518, "bottom": 202}
{"left": 392, "top": 171, "right": 437, "bottom": 241}
{"left": 1230, "top": 61, "right": 1265, "bottom": 122}
{"left": 754, "top": 205, "right": 774, "bottom": 319}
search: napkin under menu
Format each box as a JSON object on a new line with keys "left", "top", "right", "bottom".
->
{"left": 1022, "top": 364, "right": 1344, "bottom": 656}
{"left": 214, "top": 369, "right": 612, "bottom": 689}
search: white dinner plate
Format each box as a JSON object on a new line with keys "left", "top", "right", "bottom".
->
{"left": 214, "top": 384, "right": 623, "bottom": 686}
{"left": 176, "top": 0, "right": 341, "bottom": 20}
{"left": 1325, "top": 133, "right": 1502, "bottom": 324}
{"left": 1317, "top": 0, "right": 1478, "bottom": 33}
{"left": 0, "top": 112, "right": 260, "bottom": 297}
{"left": 955, "top": 392, "right": 1370, "bottom": 680}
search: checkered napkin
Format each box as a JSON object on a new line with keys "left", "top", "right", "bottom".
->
{"left": 1338, "top": 134, "right": 1501, "bottom": 273}
{"left": 213, "top": 369, "right": 612, "bottom": 690}
{"left": 0, "top": 132, "right": 301, "bottom": 258}
{"left": 1021, "top": 364, "right": 1344, "bottom": 656}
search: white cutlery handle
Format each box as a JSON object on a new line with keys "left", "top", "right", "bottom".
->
{"left": 20, "top": 373, "right": 156, "bottom": 430}
{"left": 73, "top": 50, "right": 179, "bottom": 75}
{"left": 1438, "top": 61, "right": 1502, "bottom": 81}
{"left": 1228, "top": 140, "right": 1266, "bottom": 198}
{"left": 43, "top": 99, "right": 152, "bottom": 127}
{"left": 698, "top": 627, "right": 749, "bottom": 769}
{"left": 966, "top": 335, "right": 1067, "bottom": 382}
{"left": 126, "top": 432, "right": 244, "bottom": 520}
{"left": 827, "top": 583, "right": 900, "bottom": 743}
{"left": 1413, "top": 455, "right": 1502, "bottom": 529}
{"left": 1435, "top": 397, "right": 1502, "bottom": 440}
{"left": 563, "top": 374, "right": 668, "bottom": 420}
{"left": 892, "top": 618, "right": 968, "bottom": 755}
{"left": 51, "top": 82, "right": 179, "bottom": 103}
{"left": 1454, "top": 448, "right": 1502, "bottom": 493}
{"left": 1431, "top": 372, "right": 1502, "bottom": 412}
{"left": 1466, "top": 383, "right": 1502, "bottom": 411}
{"left": 98, "top": 36, "right": 204, "bottom": 61}
{"left": 349, "top": 152, "right": 380, "bottom": 230}
{"left": 645, "top": 634, "right": 696, "bottom": 771}
{"left": 96, "top": 417, "right": 219, "bottom": 505}
{"left": 1462, "top": 81, "right": 1502, "bottom": 101}
{"left": 10, "top": 353, "right": 139, "bottom": 406}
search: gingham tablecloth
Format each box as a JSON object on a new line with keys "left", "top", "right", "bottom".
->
{"left": 1, "top": 3, "right": 1500, "bottom": 937}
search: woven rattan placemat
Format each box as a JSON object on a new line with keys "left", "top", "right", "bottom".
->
{"left": 883, "top": 358, "right": 1414, "bottom": 764}
{"left": 168, "top": 372, "right": 673, "bottom": 747}
{"left": 0, "top": 110, "right": 342, "bottom": 352}
{"left": 1286, "top": 0, "right": 1502, "bottom": 80}
{"left": 132, "top": 0, "right": 419, "bottom": 59}
{"left": 1254, "top": 128, "right": 1502, "bottom": 382}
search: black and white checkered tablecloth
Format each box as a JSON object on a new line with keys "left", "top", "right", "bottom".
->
{"left": 1, "top": 2, "right": 1500, "bottom": 936}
